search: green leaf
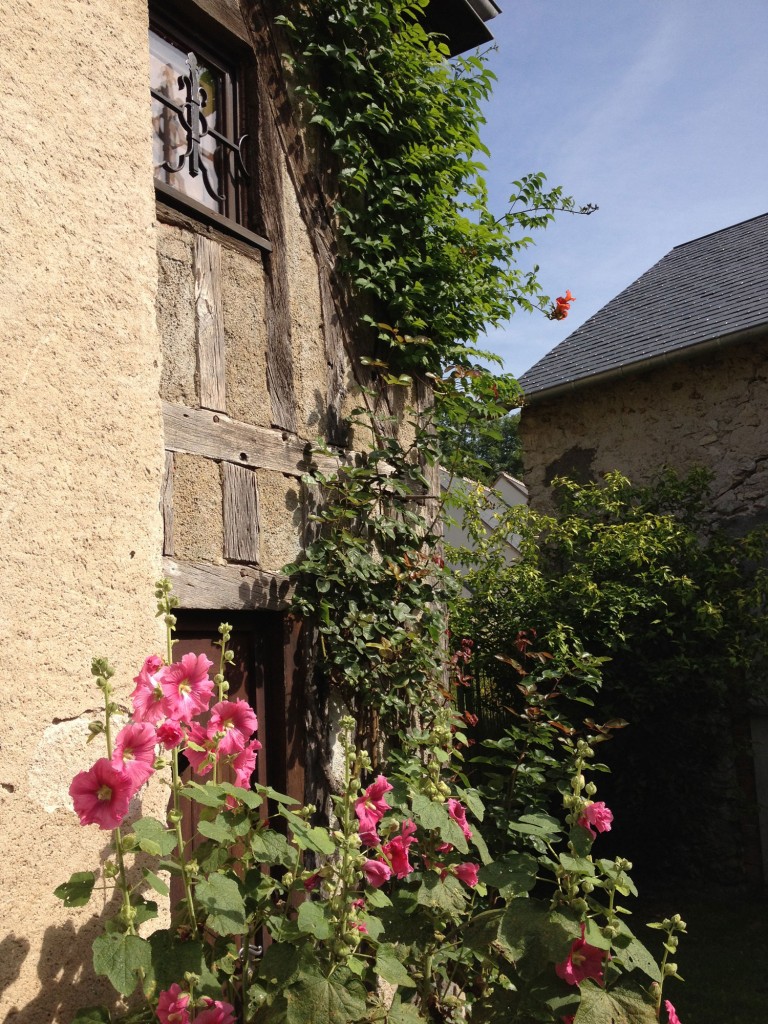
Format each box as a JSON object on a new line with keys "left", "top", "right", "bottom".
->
{"left": 574, "top": 978, "right": 658, "bottom": 1023}
{"left": 297, "top": 900, "right": 332, "bottom": 939}
{"left": 613, "top": 922, "right": 662, "bottom": 982}
{"left": 478, "top": 852, "right": 537, "bottom": 894}
{"left": 284, "top": 970, "right": 367, "bottom": 1024}
{"left": 142, "top": 868, "right": 170, "bottom": 897}
{"left": 416, "top": 873, "right": 466, "bottom": 914}
{"left": 93, "top": 933, "right": 151, "bottom": 997}
{"left": 375, "top": 944, "right": 416, "bottom": 988}
{"left": 219, "top": 781, "right": 263, "bottom": 809}
{"left": 283, "top": 813, "right": 335, "bottom": 855}
{"left": 365, "top": 887, "right": 393, "bottom": 908}
{"left": 131, "top": 817, "right": 177, "bottom": 856}
{"left": 559, "top": 853, "right": 596, "bottom": 875}
{"left": 387, "top": 998, "right": 428, "bottom": 1024}
{"left": 198, "top": 817, "right": 236, "bottom": 844}
{"left": 54, "top": 871, "right": 96, "bottom": 907}
{"left": 411, "top": 794, "right": 449, "bottom": 831}
{"left": 251, "top": 828, "right": 295, "bottom": 865}
{"left": 498, "top": 900, "right": 578, "bottom": 964}
{"left": 195, "top": 874, "right": 246, "bottom": 935}
{"left": 182, "top": 782, "right": 227, "bottom": 807}
{"left": 461, "top": 788, "right": 485, "bottom": 822}
{"left": 71, "top": 1008, "right": 111, "bottom": 1024}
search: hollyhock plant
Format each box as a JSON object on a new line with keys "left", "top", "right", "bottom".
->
{"left": 69, "top": 757, "right": 134, "bottom": 830}
{"left": 382, "top": 819, "right": 417, "bottom": 879}
{"left": 156, "top": 718, "right": 185, "bottom": 750}
{"left": 184, "top": 722, "right": 223, "bottom": 776}
{"left": 209, "top": 699, "right": 259, "bottom": 754}
{"left": 130, "top": 656, "right": 169, "bottom": 725}
{"left": 156, "top": 983, "right": 191, "bottom": 1024}
{"left": 233, "top": 737, "right": 262, "bottom": 788}
{"left": 194, "top": 998, "right": 236, "bottom": 1024}
{"left": 453, "top": 862, "right": 479, "bottom": 887}
{"left": 447, "top": 798, "right": 472, "bottom": 840}
{"left": 555, "top": 924, "right": 606, "bottom": 986}
{"left": 354, "top": 774, "right": 393, "bottom": 840}
{"left": 160, "top": 652, "right": 215, "bottom": 722}
{"left": 363, "top": 858, "right": 393, "bottom": 887}
{"left": 579, "top": 800, "right": 614, "bottom": 837}
{"left": 665, "top": 1000, "right": 682, "bottom": 1024}
{"left": 111, "top": 721, "right": 157, "bottom": 792}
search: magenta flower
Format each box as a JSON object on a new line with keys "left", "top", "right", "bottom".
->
{"left": 579, "top": 801, "right": 614, "bottom": 837}
{"left": 160, "top": 652, "right": 214, "bottom": 722}
{"left": 382, "top": 819, "right": 417, "bottom": 879}
{"left": 209, "top": 699, "right": 258, "bottom": 753}
{"left": 111, "top": 722, "right": 157, "bottom": 792}
{"left": 156, "top": 984, "right": 190, "bottom": 1024}
{"left": 131, "top": 657, "right": 169, "bottom": 724}
{"left": 69, "top": 758, "right": 133, "bottom": 829}
{"left": 447, "top": 798, "right": 472, "bottom": 840}
{"left": 363, "top": 858, "right": 393, "bottom": 887}
{"left": 194, "top": 998, "right": 236, "bottom": 1024}
{"left": 156, "top": 719, "right": 185, "bottom": 750}
{"left": 665, "top": 1000, "right": 682, "bottom": 1024}
{"left": 555, "top": 924, "right": 606, "bottom": 986}
{"left": 453, "top": 862, "right": 480, "bottom": 887}
{"left": 354, "top": 775, "right": 393, "bottom": 840}
{"left": 303, "top": 872, "right": 322, "bottom": 892}
{"left": 233, "top": 738, "right": 262, "bottom": 788}
{"left": 184, "top": 722, "right": 217, "bottom": 776}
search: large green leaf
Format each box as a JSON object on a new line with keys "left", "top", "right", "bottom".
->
{"left": 283, "top": 813, "right": 336, "bottom": 855}
{"left": 198, "top": 817, "right": 236, "bottom": 845}
{"left": 478, "top": 852, "right": 537, "bottom": 895}
{"left": 147, "top": 930, "right": 220, "bottom": 995}
{"left": 131, "top": 817, "right": 177, "bottom": 856}
{"left": 415, "top": 874, "right": 465, "bottom": 915}
{"left": 498, "top": 900, "right": 578, "bottom": 964}
{"left": 251, "top": 829, "right": 295, "bottom": 865}
{"left": 54, "top": 871, "right": 96, "bottom": 907}
{"left": 195, "top": 873, "right": 246, "bottom": 935}
{"left": 387, "top": 998, "right": 427, "bottom": 1024}
{"left": 92, "top": 933, "right": 151, "bottom": 996}
{"left": 574, "top": 979, "right": 658, "bottom": 1023}
{"left": 71, "top": 1008, "right": 111, "bottom": 1024}
{"left": 284, "top": 970, "right": 368, "bottom": 1024}
{"left": 375, "top": 944, "right": 416, "bottom": 988}
{"left": 297, "top": 900, "right": 332, "bottom": 939}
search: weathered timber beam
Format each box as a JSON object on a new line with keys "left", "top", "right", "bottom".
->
{"left": 163, "top": 401, "right": 343, "bottom": 477}
{"left": 163, "top": 558, "right": 293, "bottom": 611}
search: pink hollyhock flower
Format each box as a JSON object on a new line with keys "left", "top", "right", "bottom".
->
{"left": 160, "top": 652, "right": 214, "bottom": 722}
{"left": 303, "top": 873, "right": 322, "bottom": 892}
{"left": 156, "top": 719, "right": 185, "bottom": 750}
{"left": 184, "top": 722, "right": 217, "bottom": 776}
{"left": 112, "top": 722, "right": 157, "bottom": 792}
{"left": 454, "top": 862, "right": 480, "bottom": 887}
{"left": 355, "top": 922, "right": 368, "bottom": 934}
{"left": 131, "top": 657, "right": 169, "bottom": 725}
{"left": 354, "top": 775, "right": 393, "bottom": 839}
{"left": 209, "top": 699, "right": 258, "bottom": 753}
{"left": 579, "top": 801, "right": 613, "bottom": 837}
{"left": 363, "top": 858, "right": 393, "bottom": 887}
{"left": 555, "top": 924, "right": 606, "bottom": 987}
{"left": 352, "top": 898, "right": 366, "bottom": 910}
{"left": 69, "top": 758, "right": 133, "bottom": 829}
{"left": 382, "top": 819, "right": 417, "bottom": 879}
{"left": 156, "top": 983, "right": 190, "bottom": 1024}
{"left": 447, "top": 798, "right": 472, "bottom": 840}
{"left": 233, "top": 737, "right": 262, "bottom": 788}
{"left": 665, "top": 1000, "right": 682, "bottom": 1024}
{"left": 194, "top": 998, "right": 236, "bottom": 1024}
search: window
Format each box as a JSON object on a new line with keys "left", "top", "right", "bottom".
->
{"left": 149, "top": 10, "right": 270, "bottom": 250}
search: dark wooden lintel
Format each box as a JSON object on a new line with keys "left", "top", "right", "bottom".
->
{"left": 163, "top": 558, "right": 292, "bottom": 611}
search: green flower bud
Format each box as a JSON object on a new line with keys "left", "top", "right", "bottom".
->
{"left": 664, "top": 962, "right": 678, "bottom": 977}
{"left": 581, "top": 879, "right": 595, "bottom": 894}
{"left": 585, "top": 782, "right": 597, "bottom": 797}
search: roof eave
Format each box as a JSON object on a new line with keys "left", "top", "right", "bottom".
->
{"left": 521, "top": 323, "right": 768, "bottom": 407}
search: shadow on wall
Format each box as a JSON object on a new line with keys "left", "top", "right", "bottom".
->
{"left": 4, "top": 914, "right": 123, "bottom": 1024}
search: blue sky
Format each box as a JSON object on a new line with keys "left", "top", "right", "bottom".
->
{"left": 477, "top": 0, "right": 768, "bottom": 379}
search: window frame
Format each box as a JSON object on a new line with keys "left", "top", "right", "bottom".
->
{"left": 149, "top": 5, "right": 271, "bottom": 253}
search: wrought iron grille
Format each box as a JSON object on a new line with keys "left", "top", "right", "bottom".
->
{"left": 150, "top": 28, "right": 249, "bottom": 221}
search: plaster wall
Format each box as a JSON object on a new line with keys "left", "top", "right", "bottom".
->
{"left": 0, "top": 1, "right": 166, "bottom": 1020}
{"left": 520, "top": 338, "right": 768, "bottom": 529}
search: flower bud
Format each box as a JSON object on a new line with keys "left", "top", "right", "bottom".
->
{"left": 585, "top": 782, "right": 597, "bottom": 797}
{"left": 664, "top": 962, "right": 678, "bottom": 977}
{"left": 571, "top": 898, "right": 588, "bottom": 914}
{"left": 602, "top": 924, "right": 619, "bottom": 939}
{"left": 581, "top": 879, "right": 595, "bottom": 893}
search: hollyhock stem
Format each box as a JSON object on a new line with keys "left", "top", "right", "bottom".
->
{"left": 170, "top": 746, "right": 199, "bottom": 937}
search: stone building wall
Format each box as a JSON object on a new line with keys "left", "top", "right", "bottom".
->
{"left": 1, "top": 1, "right": 429, "bottom": 1019}
{"left": 519, "top": 334, "right": 768, "bottom": 530}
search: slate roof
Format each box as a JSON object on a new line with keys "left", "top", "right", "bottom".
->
{"left": 520, "top": 212, "right": 768, "bottom": 399}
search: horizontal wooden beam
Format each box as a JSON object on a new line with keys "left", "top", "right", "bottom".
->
{"left": 163, "top": 558, "right": 293, "bottom": 611}
{"left": 163, "top": 401, "right": 343, "bottom": 477}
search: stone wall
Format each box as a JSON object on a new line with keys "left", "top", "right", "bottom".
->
{"left": 520, "top": 334, "right": 768, "bottom": 530}
{"left": 1, "top": 0, "right": 166, "bottom": 1020}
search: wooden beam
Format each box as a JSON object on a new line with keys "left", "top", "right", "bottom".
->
{"left": 163, "top": 558, "right": 293, "bottom": 611}
{"left": 162, "top": 451, "right": 175, "bottom": 557}
{"left": 195, "top": 236, "right": 227, "bottom": 412}
{"left": 222, "top": 462, "right": 260, "bottom": 562}
{"left": 163, "top": 401, "right": 344, "bottom": 477}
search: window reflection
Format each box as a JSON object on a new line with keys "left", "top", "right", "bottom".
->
{"left": 150, "top": 29, "right": 223, "bottom": 214}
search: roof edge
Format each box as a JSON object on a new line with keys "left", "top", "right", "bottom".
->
{"left": 521, "top": 323, "right": 768, "bottom": 406}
